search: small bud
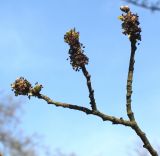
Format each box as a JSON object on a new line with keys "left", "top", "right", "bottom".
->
{"left": 64, "top": 28, "right": 79, "bottom": 45}
{"left": 120, "top": 6, "right": 130, "bottom": 13}
{"left": 31, "top": 83, "right": 43, "bottom": 96}
{"left": 118, "top": 16, "right": 124, "bottom": 21}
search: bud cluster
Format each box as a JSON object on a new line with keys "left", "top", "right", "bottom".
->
{"left": 119, "top": 6, "right": 141, "bottom": 41}
{"left": 64, "top": 28, "right": 89, "bottom": 71}
{"left": 64, "top": 29, "right": 79, "bottom": 46}
{"left": 11, "top": 77, "right": 43, "bottom": 98}
{"left": 11, "top": 77, "right": 31, "bottom": 96}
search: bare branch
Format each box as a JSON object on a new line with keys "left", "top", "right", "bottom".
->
{"left": 126, "top": 40, "right": 137, "bottom": 122}
{"left": 64, "top": 28, "right": 97, "bottom": 111}
{"left": 10, "top": 6, "right": 159, "bottom": 156}
{"left": 37, "top": 93, "right": 92, "bottom": 114}
{"left": 81, "top": 65, "right": 97, "bottom": 111}
{"left": 119, "top": 6, "right": 158, "bottom": 156}
{"left": 37, "top": 93, "right": 133, "bottom": 127}
{"left": 131, "top": 123, "right": 158, "bottom": 156}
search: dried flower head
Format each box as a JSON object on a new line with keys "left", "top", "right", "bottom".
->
{"left": 64, "top": 28, "right": 89, "bottom": 71}
{"left": 119, "top": 6, "right": 141, "bottom": 41}
{"left": 11, "top": 77, "right": 32, "bottom": 96}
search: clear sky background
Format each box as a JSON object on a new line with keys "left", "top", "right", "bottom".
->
{"left": 0, "top": 0, "right": 160, "bottom": 156}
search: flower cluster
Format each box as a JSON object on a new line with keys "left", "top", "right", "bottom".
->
{"left": 119, "top": 6, "right": 141, "bottom": 41}
{"left": 64, "top": 28, "right": 89, "bottom": 71}
{"left": 64, "top": 28, "right": 79, "bottom": 46}
{"left": 11, "top": 77, "right": 43, "bottom": 98}
{"left": 11, "top": 77, "right": 32, "bottom": 96}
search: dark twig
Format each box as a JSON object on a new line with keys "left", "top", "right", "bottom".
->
{"left": 32, "top": 93, "right": 160, "bottom": 155}
{"left": 119, "top": 6, "right": 158, "bottom": 156}
{"left": 131, "top": 122, "right": 158, "bottom": 156}
{"left": 37, "top": 94, "right": 92, "bottom": 114}
{"left": 127, "top": 40, "right": 158, "bottom": 156}
{"left": 126, "top": 40, "right": 136, "bottom": 122}
{"left": 119, "top": 6, "right": 141, "bottom": 121}
{"left": 37, "top": 93, "right": 132, "bottom": 127}
{"left": 64, "top": 28, "right": 97, "bottom": 111}
{"left": 81, "top": 65, "right": 97, "bottom": 111}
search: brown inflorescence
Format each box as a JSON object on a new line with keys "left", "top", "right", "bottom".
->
{"left": 11, "top": 77, "right": 32, "bottom": 96}
{"left": 11, "top": 77, "right": 43, "bottom": 97}
{"left": 119, "top": 6, "right": 141, "bottom": 41}
{"left": 64, "top": 28, "right": 89, "bottom": 71}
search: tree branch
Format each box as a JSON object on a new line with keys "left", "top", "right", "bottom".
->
{"left": 11, "top": 6, "right": 159, "bottom": 156}
{"left": 81, "top": 65, "right": 97, "bottom": 111}
{"left": 37, "top": 93, "right": 132, "bottom": 127}
{"left": 126, "top": 40, "right": 136, "bottom": 121}
{"left": 37, "top": 93, "right": 92, "bottom": 114}
{"left": 36, "top": 93, "right": 159, "bottom": 155}
{"left": 119, "top": 6, "right": 158, "bottom": 155}
{"left": 131, "top": 122, "right": 158, "bottom": 156}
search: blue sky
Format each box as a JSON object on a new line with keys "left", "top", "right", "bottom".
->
{"left": 0, "top": 0, "right": 160, "bottom": 156}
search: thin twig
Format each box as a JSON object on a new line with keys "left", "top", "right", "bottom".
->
{"left": 37, "top": 93, "right": 132, "bottom": 127}
{"left": 37, "top": 93, "right": 158, "bottom": 155}
{"left": 126, "top": 40, "right": 136, "bottom": 121}
{"left": 37, "top": 94, "right": 92, "bottom": 114}
{"left": 81, "top": 65, "right": 97, "bottom": 111}
{"left": 126, "top": 39, "right": 158, "bottom": 156}
{"left": 131, "top": 122, "right": 158, "bottom": 156}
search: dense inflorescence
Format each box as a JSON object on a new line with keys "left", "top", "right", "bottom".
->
{"left": 119, "top": 6, "right": 141, "bottom": 42}
{"left": 64, "top": 28, "right": 89, "bottom": 71}
{"left": 11, "top": 77, "right": 43, "bottom": 98}
{"left": 11, "top": 77, "right": 32, "bottom": 96}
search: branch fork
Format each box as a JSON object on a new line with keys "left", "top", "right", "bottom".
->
{"left": 11, "top": 6, "right": 158, "bottom": 156}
